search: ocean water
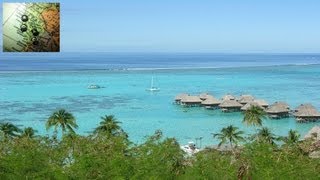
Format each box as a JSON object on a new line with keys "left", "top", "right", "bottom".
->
{"left": 1, "top": 53, "right": 320, "bottom": 147}
{"left": 1, "top": 52, "right": 320, "bottom": 70}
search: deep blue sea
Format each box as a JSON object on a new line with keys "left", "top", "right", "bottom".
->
{"left": 1, "top": 52, "right": 320, "bottom": 70}
{"left": 0, "top": 53, "right": 320, "bottom": 147}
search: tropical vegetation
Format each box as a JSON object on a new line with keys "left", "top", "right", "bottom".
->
{"left": 243, "top": 105, "right": 266, "bottom": 127}
{"left": 0, "top": 109, "right": 319, "bottom": 179}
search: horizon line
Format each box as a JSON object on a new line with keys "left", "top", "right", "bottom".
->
{"left": 1, "top": 51, "right": 320, "bottom": 55}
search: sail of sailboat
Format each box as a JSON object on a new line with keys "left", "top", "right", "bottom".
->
{"left": 146, "top": 76, "right": 160, "bottom": 92}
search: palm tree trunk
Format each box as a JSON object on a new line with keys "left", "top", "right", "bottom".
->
{"left": 229, "top": 138, "right": 233, "bottom": 149}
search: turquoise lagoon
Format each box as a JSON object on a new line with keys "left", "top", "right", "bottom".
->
{"left": 1, "top": 64, "right": 320, "bottom": 147}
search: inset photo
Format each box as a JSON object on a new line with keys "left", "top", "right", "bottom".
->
{"left": 3, "top": 3, "right": 60, "bottom": 52}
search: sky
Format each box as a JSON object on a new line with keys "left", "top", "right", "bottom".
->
{"left": 1, "top": 0, "right": 320, "bottom": 53}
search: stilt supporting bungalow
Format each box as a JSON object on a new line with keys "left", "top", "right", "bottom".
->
{"left": 266, "top": 101, "right": 290, "bottom": 119}
{"left": 175, "top": 93, "right": 189, "bottom": 104}
{"left": 180, "top": 95, "right": 202, "bottom": 107}
{"left": 294, "top": 104, "right": 320, "bottom": 123}
{"left": 219, "top": 100, "right": 243, "bottom": 112}
{"left": 174, "top": 93, "right": 319, "bottom": 123}
{"left": 201, "top": 95, "right": 221, "bottom": 109}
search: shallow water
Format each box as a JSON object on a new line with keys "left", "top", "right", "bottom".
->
{"left": 1, "top": 64, "right": 320, "bottom": 147}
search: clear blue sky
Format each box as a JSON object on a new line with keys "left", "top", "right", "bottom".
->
{"left": 1, "top": 0, "right": 320, "bottom": 53}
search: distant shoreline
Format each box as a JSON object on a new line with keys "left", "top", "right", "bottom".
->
{"left": 0, "top": 63, "right": 319, "bottom": 73}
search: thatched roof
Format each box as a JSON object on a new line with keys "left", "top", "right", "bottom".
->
{"left": 219, "top": 100, "right": 243, "bottom": 108}
{"left": 294, "top": 104, "right": 320, "bottom": 117}
{"left": 222, "top": 94, "right": 236, "bottom": 101}
{"left": 199, "top": 93, "right": 211, "bottom": 100}
{"left": 304, "top": 126, "right": 320, "bottom": 140}
{"left": 266, "top": 101, "right": 290, "bottom": 113}
{"left": 205, "top": 95, "right": 215, "bottom": 99}
{"left": 240, "top": 102, "right": 261, "bottom": 111}
{"left": 181, "top": 95, "right": 202, "bottom": 103}
{"left": 175, "top": 93, "right": 189, "bottom": 101}
{"left": 254, "top": 99, "right": 269, "bottom": 107}
{"left": 238, "top": 94, "right": 254, "bottom": 104}
{"left": 201, "top": 96, "right": 221, "bottom": 105}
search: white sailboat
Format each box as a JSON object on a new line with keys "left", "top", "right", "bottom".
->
{"left": 146, "top": 76, "right": 160, "bottom": 92}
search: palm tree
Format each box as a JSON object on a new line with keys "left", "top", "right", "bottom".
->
{"left": 94, "top": 115, "right": 122, "bottom": 136}
{"left": 213, "top": 125, "right": 245, "bottom": 149}
{"left": 253, "top": 127, "right": 277, "bottom": 145}
{"left": 20, "top": 127, "right": 37, "bottom": 139}
{"left": 46, "top": 109, "right": 78, "bottom": 136}
{"left": 243, "top": 106, "right": 266, "bottom": 127}
{"left": 0, "top": 122, "right": 21, "bottom": 139}
{"left": 282, "top": 129, "right": 300, "bottom": 145}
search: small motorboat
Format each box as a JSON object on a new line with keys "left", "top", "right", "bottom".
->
{"left": 181, "top": 141, "right": 200, "bottom": 155}
{"left": 87, "top": 84, "right": 102, "bottom": 89}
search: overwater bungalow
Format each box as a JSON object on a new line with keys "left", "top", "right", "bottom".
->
{"left": 199, "top": 92, "right": 211, "bottom": 100}
{"left": 253, "top": 99, "right": 269, "bottom": 108}
{"left": 180, "top": 95, "right": 202, "bottom": 106}
{"left": 240, "top": 101, "right": 262, "bottom": 111}
{"left": 201, "top": 96, "right": 221, "bottom": 109}
{"left": 237, "top": 94, "right": 254, "bottom": 105}
{"left": 304, "top": 125, "right": 320, "bottom": 140}
{"left": 219, "top": 100, "right": 243, "bottom": 112}
{"left": 175, "top": 93, "right": 189, "bottom": 104}
{"left": 222, "top": 94, "right": 236, "bottom": 101}
{"left": 293, "top": 104, "right": 320, "bottom": 123}
{"left": 266, "top": 101, "right": 290, "bottom": 119}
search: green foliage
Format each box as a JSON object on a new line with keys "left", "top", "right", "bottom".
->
{"left": 243, "top": 105, "right": 266, "bottom": 127}
{"left": 94, "top": 115, "right": 124, "bottom": 137}
{"left": 252, "top": 127, "right": 278, "bottom": 145}
{"left": 131, "top": 130, "right": 185, "bottom": 179}
{"left": 20, "top": 127, "right": 37, "bottom": 139}
{"left": 46, "top": 109, "right": 78, "bottom": 136}
{"left": 182, "top": 149, "right": 237, "bottom": 179}
{"left": 65, "top": 135, "right": 133, "bottom": 179}
{"left": 0, "top": 137, "right": 66, "bottom": 179}
{"left": 0, "top": 110, "right": 319, "bottom": 179}
{"left": 0, "top": 122, "right": 21, "bottom": 139}
{"left": 239, "top": 142, "right": 320, "bottom": 179}
{"left": 213, "top": 125, "right": 245, "bottom": 148}
{"left": 282, "top": 129, "right": 301, "bottom": 145}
